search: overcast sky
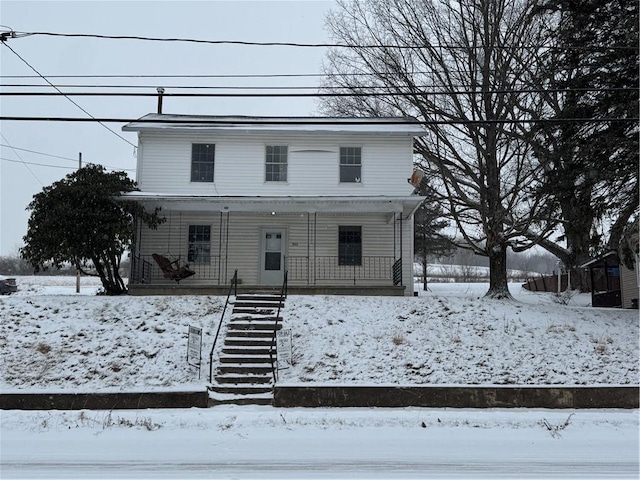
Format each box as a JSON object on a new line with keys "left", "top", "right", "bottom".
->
{"left": 0, "top": 0, "right": 334, "bottom": 256}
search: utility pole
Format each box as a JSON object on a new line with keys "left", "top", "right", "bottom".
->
{"left": 76, "top": 152, "right": 82, "bottom": 294}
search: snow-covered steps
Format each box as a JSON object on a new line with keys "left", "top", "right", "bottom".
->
{"left": 222, "top": 345, "right": 275, "bottom": 356}
{"left": 224, "top": 335, "right": 276, "bottom": 346}
{"left": 217, "top": 363, "right": 273, "bottom": 375}
{"left": 214, "top": 374, "right": 272, "bottom": 384}
{"left": 227, "top": 321, "right": 283, "bottom": 331}
{"left": 209, "top": 292, "right": 285, "bottom": 406}
{"left": 219, "top": 354, "right": 273, "bottom": 364}
{"left": 225, "top": 329, "right": 275, "bottom": 345}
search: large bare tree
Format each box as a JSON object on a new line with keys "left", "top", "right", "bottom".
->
{"left": 320, "top": 0, "right": 555, "bottom": 298}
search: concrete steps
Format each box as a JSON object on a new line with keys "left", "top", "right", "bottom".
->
{"left": 222, "top": 346, "right": 275, "bottom": 355}
{"left": 209, "top": 292, "right": 285, "bottom": 406}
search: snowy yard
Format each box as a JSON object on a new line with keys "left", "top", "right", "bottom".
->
{"left": 1, "top": 276, "right": 638, "bottom": 479}
{"left": 0, "top": 276, "right": 637, "bottom": 391}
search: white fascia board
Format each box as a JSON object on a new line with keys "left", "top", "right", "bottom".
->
{"left": 122, "top": 114, "right": 427, "bottom": 136}
{"left": 123, "top": 192, "right": 426, "bottom": 214}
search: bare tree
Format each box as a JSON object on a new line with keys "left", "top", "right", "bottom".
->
{"left": 320, "top": 0, "right": 555, "bottom": 298}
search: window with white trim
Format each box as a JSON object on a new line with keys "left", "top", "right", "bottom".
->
{"left": 191, "top": 144, "right": 215, "bottom": 182}
{"left": 339, "top": 146, "right": 362, "bottom": 183}
{"left": 265, "top": 145, "right": 288, "bottom": 182}
{"left": 338, "top": 226, "right": 362, "bottom": 266}
{"left": 187, "top": 225, "right": 211, "bottom": 264}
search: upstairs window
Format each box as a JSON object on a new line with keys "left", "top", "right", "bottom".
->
{"left": 191, "top": 144, "right": 215, "bottom": 182}
{"left": 187, "top": 225, "right": 211, "bottom": 264}
{"left": 266, "top": 145, "right": 288, "bottom": 182}
{"left": 339, "top": 146, "right": 362, "bottom": 183}
{"left": 338, "top": 226, "right": 362, "bottom": 266}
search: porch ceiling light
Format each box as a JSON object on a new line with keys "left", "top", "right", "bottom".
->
{"left": 271, "top": 211, "right": 276, "bottom": 215}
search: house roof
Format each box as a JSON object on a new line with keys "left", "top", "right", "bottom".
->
{"left": 579, "top": 250, "right": 620, "bottom": 269}
{"left": 122, "top": 114, "right": 427, "bottom": 135}
{"left": 123, "top": 192, "right": 426, "bottom": 219}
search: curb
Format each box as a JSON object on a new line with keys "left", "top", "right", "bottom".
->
{"left": 273, "top": 385, "right": 640, "bottom": 409}
{"left": 2, "top": 386, "right": 638, "bottom": 410}
{"left": 0, "top": 390, "right": 209, "bottom": 410}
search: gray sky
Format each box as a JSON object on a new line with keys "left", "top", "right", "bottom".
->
{"left": 0, "top": 0, "right": 334, "bottom": 256}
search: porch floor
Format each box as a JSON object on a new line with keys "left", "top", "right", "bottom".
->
{"left": 127, "top": 283, "right": 407, "bottom": 296}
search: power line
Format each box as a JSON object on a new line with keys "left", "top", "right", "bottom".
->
{"left": 0, "top": 156, "right": 76, "bottom": 170}
{"left": 0, "top": 156, "right": 135, "bottom": 172}
{"left": 7, "top": 30, "right": 639, "bottom": 51}
{"left": 0, "top": 73, "right": 331, "bottom": 79}
{"left": 0, "top": 143, "right": 135, "bottom": 171}
{"left": 0, "top": 41, "right": 137, "bottom": 148}
{"left": 1, "top": 84, "right": 324, "bottom": 90}
{"left": 0, "top": 143, "right": 77, "bottom": 162}
{"left": 0, "top": 116, "right": 636, "bottom": 125}
{"left": 1, "top": 84, "right": 636, "bottom": 94}
{"left": 0, "top": 87, "right": 636, "bottom": 98}
{"left": 0, "top": 133, "right": 43, "bottom": 185}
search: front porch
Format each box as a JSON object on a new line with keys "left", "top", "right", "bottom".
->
{"left": 126, "top": 194, "right": 422, "bottom": 296}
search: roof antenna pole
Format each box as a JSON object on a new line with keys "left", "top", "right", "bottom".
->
{"left": 156, "top": 87, "right": 165, "bottom": 114}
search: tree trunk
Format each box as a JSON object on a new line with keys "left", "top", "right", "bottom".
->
{"left": 486, "top": 242, "right": 510, "bottom": 298}
{"left": 93, "top": 255, "right": 127, "bottom": 296}
{"left": 422, "top": 256, "right": 428, "bottom": 291}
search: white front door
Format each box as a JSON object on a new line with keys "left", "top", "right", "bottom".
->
{"left": 260, "top": 228, "right": 286, "bottom": 285}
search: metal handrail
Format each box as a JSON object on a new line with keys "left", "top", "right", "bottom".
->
{"left": 208, "top": 269, "right": 238, "bottom": 384}
{"left": 269, "top": 270, "right": 288, "bottom": 383}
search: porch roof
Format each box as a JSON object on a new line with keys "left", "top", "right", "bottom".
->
{"left": 124, "top": 192, "right": 426, "bottom": 218}
{"left": 579, "top": 250, "right": 620, "bottom": 269}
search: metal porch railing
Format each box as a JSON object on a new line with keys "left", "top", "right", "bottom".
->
{"left": 286, "top": 256, "right": 400, "bottom": 285}
{"left": 130, "top": 254, "right": 221, "bottom": 284}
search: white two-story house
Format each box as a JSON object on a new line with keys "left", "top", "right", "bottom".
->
{"left": 123, "top": 114, "right": 426, "bottom": 296}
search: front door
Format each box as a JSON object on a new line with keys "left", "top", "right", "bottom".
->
{"left": 260, "top": 228, "right": 286, "bottom": 285}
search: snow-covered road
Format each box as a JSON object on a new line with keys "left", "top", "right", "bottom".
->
{"left": 1, "top": 406, "right": 637, "bottom": 479}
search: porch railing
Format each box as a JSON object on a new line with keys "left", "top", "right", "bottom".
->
{"left": 130, "top": 254, "right": 221, "bottom": 284}
{"left": 131, "top": 253, "right": 401, "bottom": 286}
{"left": 130, "top": 254, "right": 152, "bottom": 284}
{"left": 286, "top": 256, "right": 398, "bottom": 285}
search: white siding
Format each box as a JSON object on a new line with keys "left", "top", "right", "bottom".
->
{"left": 620, "top": 263, "right": 639, "bottom": 309}
{"left": 136, "top": 131, "right": 415, "bottom": 196}
{"left": 136, "top": 211, "right": 413, "bottom": 291}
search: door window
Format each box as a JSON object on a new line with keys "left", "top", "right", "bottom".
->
{"left": 264, "top": 233, "right": 282, "bottom": 270}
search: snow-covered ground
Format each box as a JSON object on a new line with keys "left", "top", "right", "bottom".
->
{"left": 1, "top": 276, "right": 638, "bottom": 479}
{"left": 2, "top": 405, "right": 639, "bottom": 479}
{"left": 1, "top": 276, "right": 637, "bottom": 391}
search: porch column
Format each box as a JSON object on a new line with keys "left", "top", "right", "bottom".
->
{"left": 218, "top": 212, "right": 223, "bottom": 285}
{"left": 224, "top": 212, "right": 230, "bottom": 283}
{"left": 217, "top": 211, "right": 231, "bottom": 285}
{"left": 313, "top": 212, "right": 317, "bottom": 285}
{"left": 307, "top": 212, "right": 312, "bottom": 285}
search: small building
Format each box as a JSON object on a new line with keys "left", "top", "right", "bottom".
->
{"left": 581, "top": 251, "right": 639, "bottom": 308}
{"left": 122, "top": 114, "right": 427, "bottom": 295}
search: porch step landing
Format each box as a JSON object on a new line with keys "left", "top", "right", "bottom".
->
{"left": 209, "top": 292, "right": 285, "bottom": 406}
